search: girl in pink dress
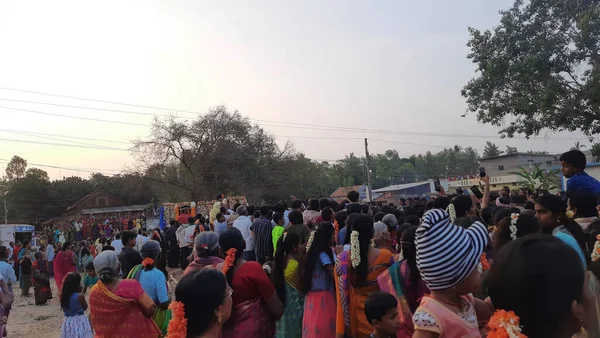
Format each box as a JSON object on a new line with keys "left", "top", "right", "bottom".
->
{"left": 411, "top": 209, "right": 493, "bottom": 338}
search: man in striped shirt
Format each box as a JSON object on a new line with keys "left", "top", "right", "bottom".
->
{"left": 250, "top": 205, "right": 274, "bottom": 265}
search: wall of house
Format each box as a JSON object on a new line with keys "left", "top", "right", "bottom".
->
{"left": 75, "top": 192, "right": 125, "bottom": 212}
{"left": 481, "top": 154, "right": 556, "bottom": 177}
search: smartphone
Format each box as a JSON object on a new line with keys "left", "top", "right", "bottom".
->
{"left": 434, "top": 179, "right": 441, "bottom": 192}
{"left": 470, "top": 185, "right": 484, "bottom": 199}
{"left": 479, "top": 167, "right": 486, "bottom": 178}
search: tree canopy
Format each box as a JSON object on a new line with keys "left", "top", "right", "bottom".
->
{"left": 462, "top": 0, "right": 600, "bottom": 137}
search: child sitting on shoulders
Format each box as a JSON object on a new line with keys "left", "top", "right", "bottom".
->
{"left": 82, "top": 262, "right": 98, "bottom": 293}
{"left": 365, "top": 291, "right": 401, "bottom": 338}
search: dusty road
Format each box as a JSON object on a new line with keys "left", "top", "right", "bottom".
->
{"left": 8, "top": 278, "right": 62, "bottom": 338}
{"left": 7, "top": 268, "right": 183, "bottom": 337}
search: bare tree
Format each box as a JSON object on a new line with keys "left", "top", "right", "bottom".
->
{"left": 132, "top": 106, "right": 294, "bottom": 200}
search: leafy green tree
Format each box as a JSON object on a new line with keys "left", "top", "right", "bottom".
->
{"left": 462, "top": 0, "right": 600, "bottom": 137}
{"left": 5, "top": 155, "right": 27, "bottom": 181}
{"left": 591, "top": 143, "right": 600, "bottom": 162}
{"left": 483, "top": 142, "right": 503, "bottom": 158}
{"left": 505, "top": 146, "right": 518, "bottom": 155}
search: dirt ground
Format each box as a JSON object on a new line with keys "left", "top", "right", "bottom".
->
{"left": 6, "top": 269, "right": 588, "bottom": 338}
{"left": 7, "top": 268, "right": 183, "bottom": 338}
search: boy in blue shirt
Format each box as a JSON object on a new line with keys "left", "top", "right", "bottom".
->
{"left": 560, "top": 150, "right": 600, "bottom": 197}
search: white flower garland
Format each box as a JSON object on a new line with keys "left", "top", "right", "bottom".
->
{"left": 509, "top": 213, "right": 519, "bottom": 240}
{"left": 305, "top": 230, "right": 315, "bottom": 252}
{"left": 350, "top": 230, "right": 361, "bottom": 268}
{"left": 447, "top": 204, "right": 457, "bottom": 223}
{"left": 592, "top": 235, "right": 600, "bottom": 262}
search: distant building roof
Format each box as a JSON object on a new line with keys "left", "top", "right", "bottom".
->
{"left": 330, "top": 185, "right": 364, "bottom": 199}
{"left": 81, "top": 205, "right": 149, "bottom": 215}
{"left": 373, "top": 181, "right": 430, "bottom": 193}
{"left": 65, "top": 190, "right": 125, "bottom": 213}
{"left": 481, "top": 153, "right": 557, "bottom": 161}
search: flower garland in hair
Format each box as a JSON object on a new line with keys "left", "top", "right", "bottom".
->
{"left": 350, "top": 230, "right": 361, "bottom": 268}
{"left": 566, "top": 210, "right": 575, "bottom": 219}
{"left": 282, "top": 232, "right": 288, "bottom": 243}
{"left": 509, "top": 213, "right": 519, "bottom": 240}
{"left": 447, "top": 204, "right": 457, "bottom": 223}
{"left": 477, "top": 252, "right": 490, "bottom": 274}
{"left": 306, "top": 230, "right": 316, "bottom": 252}
{"left": 487, "top": 309, "right": 527, "bottom": 338}
{"left": 222, "top": 248, "right": 237, "bottom": 274}
{"left": 142, "top": 257, "right": 154, "bottom": 268}
{"left": 591, "top": 235, "right": 600, "bottom": 262}
{"left": 166, "top": 301, "right": 187, "bottom": 338}
{"left": 333, "top": 219, "right": 339, "bottom": 245}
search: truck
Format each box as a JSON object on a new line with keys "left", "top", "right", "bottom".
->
{"left": 0, "top": 224, "right": 40, "bottom": 251}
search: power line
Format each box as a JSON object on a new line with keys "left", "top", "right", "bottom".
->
{"left": 0, "top": 106, "right": 148, "bottom": 126}
{"left": 0, "top": 87, "right": 588, "bottom": 141}
{"left": 0, "top": 129, "right": 131, "bottom": 145}
{"left": 0, "top": 87, "right": 199, "bottom": 115}
{"left": 0, "top": 158, "right": 122, "bottom": 174}
{"left": 0, "top": 138, "right": 130, "bottom": 151}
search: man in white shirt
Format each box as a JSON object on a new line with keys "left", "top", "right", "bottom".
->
{"left": 112, "top": 232, "right": 124, "bottom": 254}
{"left": 45, "top": 241, "right": 55, "bottom": 276}
{"left": 232, "top": 205, "right": 255, "bottom": 261}
{"left": 135, "top": 229, "right": 145, "bottom": 252}
{"left": 176, "top": 217, "right": 194, "bottom": 270}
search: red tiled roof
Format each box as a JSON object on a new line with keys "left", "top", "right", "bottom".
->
{"left": 330, "top": 185, "right": 362, "bottom": 199}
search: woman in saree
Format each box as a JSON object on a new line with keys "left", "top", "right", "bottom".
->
{"left": 376, "top": 226, "right": 429, "bottom": 338}
{"left": 217, "top": 228, "right": 283, "bottom": 338}
{"left": 184, "top": 232, "right": 223, "bottom": 276}
{"left": 89, "top": 250, "right": 161, "bottom": 337}
{"left": 335, "top": 214, "right": 395, "bottom": 338}
{"left": 301, "top": 222, "right": 337, "bottom": 338}
{"left": 54, "top": 242, "right": 77, "bottom": 295}
{"left": 127, "top": 240, "right": 171, "bottom": 335}
{"left": 272, "top": 232, "right": 304, "bottom": 338}
{"left": 32, "top": 251, "right": 52, "bottom": 305}
{"left": 78, "top": 246, "right": 93, "bottom": 275}
{"left": 18, "top": 240, "right": 33, "bottom": 297}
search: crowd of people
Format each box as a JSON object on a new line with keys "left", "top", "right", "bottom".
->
{"left": 2, "top": 149, "right": 600, "bottom": 337}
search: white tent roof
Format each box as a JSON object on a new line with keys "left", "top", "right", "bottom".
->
{"left": 372, "top": 181, "right": 430, "bottom": 193}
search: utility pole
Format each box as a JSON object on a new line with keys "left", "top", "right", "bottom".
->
{"left": 364, "top": 138, "right": 372, "bottom": 202}
{"left": 3, "top": 199, "right": 7, "bottom": 225}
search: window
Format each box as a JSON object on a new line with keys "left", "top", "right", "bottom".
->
{"left": 97, "top": 197, "right": 107, "bottom": 207}
{"left": 498, "top": 165, "right": 505, "bottom": 171}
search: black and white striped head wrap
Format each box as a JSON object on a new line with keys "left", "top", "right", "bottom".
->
{"left": 415, "top": 209, "right": 489, "bottom": 291}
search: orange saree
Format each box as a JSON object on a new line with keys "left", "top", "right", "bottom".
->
{"left": 89, "top": 279, "right": 161, "bottom": 338}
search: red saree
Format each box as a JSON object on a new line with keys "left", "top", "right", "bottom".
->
{"left": 221, "top": 298, "right": 275, "bottom": 338}
{"left": 89, "top": 279, "right": 161, "bottom": 338}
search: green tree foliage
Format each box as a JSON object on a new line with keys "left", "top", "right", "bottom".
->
{"left": 505, "top": 146, "right": 519, "bottom": 155}
{"left": 510, "top": 164, "right": 560, "bottom": 192}
{"left": 592, "top": 143, "right": 600, "bottom": 161}
{"left": 483, "top": 142, "right": 503, "bottom": 158}
{"left": 5, "top": 155, "right": 27, "bottom": 180}
{"left": 462, "top": 0, "right": 600, "bottom": 137}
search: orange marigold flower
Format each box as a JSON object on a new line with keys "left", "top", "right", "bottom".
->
{"left": 166, "top": 301, "right": 187, "bottom": 338}
{"left": 142, "top": 257, "right": 154, "bottom": 268}
{"left": 480, "top": 253, "right": 491, "bottom": 271}
{"left": 487, "top": 309, "right": 527, "bottom": 338}
{"left": 222, "top": 248, "right": 237, "bottom": 274}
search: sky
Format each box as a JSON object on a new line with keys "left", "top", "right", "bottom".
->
{"left": 0, "top": 1, "right": 594, "bottom": 180}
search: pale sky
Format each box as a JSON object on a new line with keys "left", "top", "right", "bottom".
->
{"left": 0, "top": 1, "right": 594, "bottom": 179}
